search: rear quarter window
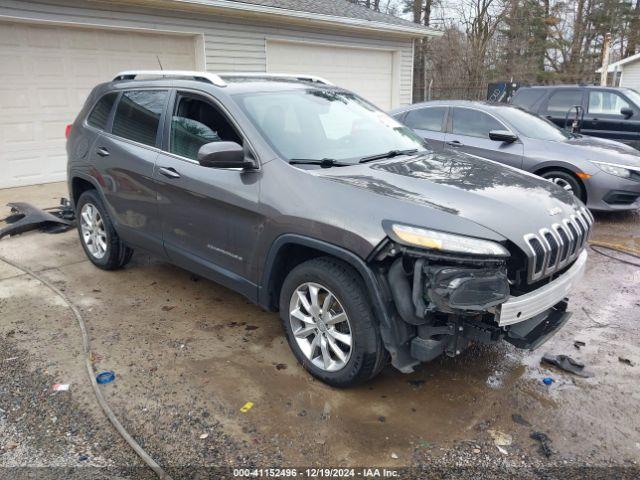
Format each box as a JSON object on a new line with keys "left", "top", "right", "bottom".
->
{"left": 86, "top": 93, "right": 118, "bottom": 130}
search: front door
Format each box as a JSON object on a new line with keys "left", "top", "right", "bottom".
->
{"left": 444, "top": 107, "right": 524, "bottom": 169}
{"left": 583, "top": 89, "right": 640, "bottom": 146}
{"left": 154, "top": 91, "right": 262, "bottom": 299}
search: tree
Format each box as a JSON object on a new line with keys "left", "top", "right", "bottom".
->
{"left": 625, "top": 0, "right": 640, "bottom": 56}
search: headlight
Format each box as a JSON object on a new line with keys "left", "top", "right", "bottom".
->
{"left": 387, "top": 223, "right": 510, "bottom": 257}
{"left": 592, "top": 161, "right": 631, "bottom": 179}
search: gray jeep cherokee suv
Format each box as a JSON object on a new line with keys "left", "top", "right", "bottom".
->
{"left": 66, "top": 71, "right": 592, "bottom": 387}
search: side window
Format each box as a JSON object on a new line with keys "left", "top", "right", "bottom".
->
{"left": 170, "top": 94, "right": 242, "bottom": 161}
{"left": 545, "top": 90, "right": 583, "bottom": 114}
{"left": 112, "top": 90, "right": 168, "bottom": 147}
{"left": 404, "top": 107, "right": 446, "bottom": 132}
{"left": 588, "top": 91, "right": 630, "bottom": 115}
{"left": 511, "top": 89, "right": 545, "bottom": 111}
{"left": 451, "top": 108, "right": 504, "bottom": 138}
{"left": 87, "top": 92, "right": 118, "bottom": 130}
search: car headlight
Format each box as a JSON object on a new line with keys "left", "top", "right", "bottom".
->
{"left": 592, "top": 161, "right": 631, "bottom": 179}
{"left": 387, "top": 223, "right": 510, "bottom": 257}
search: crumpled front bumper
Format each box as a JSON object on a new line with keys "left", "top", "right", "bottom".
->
{"left": 497, "top": 250, "right": 587, "bottom": 326}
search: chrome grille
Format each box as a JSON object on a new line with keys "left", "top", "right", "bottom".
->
{"left": 523, "top": 207, "right": 593, "bottom": 283}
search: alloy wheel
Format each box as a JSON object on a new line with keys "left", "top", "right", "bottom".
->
{"left": 80, "top": 203, "right": 107, "bottom": 259}
{"left": 288, "top": 282, "right": 353, "bottom": 372}
{"left": 547, "top": 176, "right": 574, "bottom": 194}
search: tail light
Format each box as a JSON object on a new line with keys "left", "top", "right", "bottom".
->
{"left": 65, "top": 124, "right": 72, "bottom": 139}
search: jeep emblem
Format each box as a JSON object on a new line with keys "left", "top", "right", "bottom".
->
{"left": 548, "top": 207, "right": 562, "bottom": 216}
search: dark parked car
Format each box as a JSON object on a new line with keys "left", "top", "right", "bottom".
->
{"left": 390, "top": 101, "right": 640, "bottom": 211}
{"left": 510, "top": 85, "right": 640, "bottom": 150}
{"left": 67, "top": 71, "right": 592, "bottom": 387}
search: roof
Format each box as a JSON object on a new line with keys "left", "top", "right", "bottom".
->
{"left": 390, "top": 100, "right": 523, "bottom": 114}
{"left": 108, "top": 70, "right": 351, "bottom": 93}
{"left": 226, "top": 0, "right": 419, "bottom": 28}
{"left": 597, "top": 52, "right": 640, "bottom": 73}
{"left": 167, "top": 0, "right": 439, "bottom": 37}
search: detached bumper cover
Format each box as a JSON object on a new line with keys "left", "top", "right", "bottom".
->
{"left": 505, "top": 302, "right": 571, "bottom": 350}
{"left": 497, "top": 250, "right": 587, "bottom": 326}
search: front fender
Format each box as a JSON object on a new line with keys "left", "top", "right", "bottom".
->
{"left": 259, "top": 234, "right": 416, "bottom": 372}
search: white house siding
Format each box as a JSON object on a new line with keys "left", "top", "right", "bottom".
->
{"left": 620, "top": 60, "right": 640, "bottom": 92}
{"left": 0, "top": 0, "right": 416, "bottom": 106}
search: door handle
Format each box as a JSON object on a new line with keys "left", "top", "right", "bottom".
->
{"left": 446, "top": 140, "right": 463, "bottom": 147}
{"left": 96, "top": 147, "right": 110, "bottom": 157}
{"left": 591, "top": 118, "right": 599, "bottom": 125}
{"left": 545, "top": 115, "right": 553, "bottom": 120}
{"left": 158, "top": 167, "right": 181, "bottom": 179}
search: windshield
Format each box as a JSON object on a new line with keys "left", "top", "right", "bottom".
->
{"left": 234, "top": 89, "right": 427, "bottom": 163}
{"left": 497, "top": 107, "right": 572, "bottom": 141}
{"left": 623, "top": 88, "right": 640, "bottom": 107}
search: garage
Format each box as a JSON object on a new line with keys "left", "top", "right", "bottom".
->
{"left": 0, "top": 0, "right": 435, "bottom": 189}
{"left": 0, "top": 21, "right": 197, "bottom": 188}
{"left": 266, "top": 40, "right": 395, "bottom": 110}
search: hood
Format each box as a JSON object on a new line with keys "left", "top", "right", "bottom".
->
{"left": 551, "top": 134, "right": 640, "bottom": 168}
{"left": 315, "top": 150, "right": 585, "bottom": 250}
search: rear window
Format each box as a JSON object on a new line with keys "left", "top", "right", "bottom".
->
{"left": 87, "top": 93, "right": 118, "bottom": 130}
{"left": 511, "top": 89, "right": 545, "bottom": 111}
{"left": 404, "top": 107, "right": 446, "bottom": 132}
{"left": 112, "top": 90, "right": 168, "bottom": 147}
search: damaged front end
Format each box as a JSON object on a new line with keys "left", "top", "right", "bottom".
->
{"left": 371, "top": 224, "right": 576, "bottom": 373}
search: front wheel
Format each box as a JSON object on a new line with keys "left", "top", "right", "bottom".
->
{"left": 540, "top": 170, "right": 586, "bottom": 203}
{"left": 279, "top": 257, "right": 386, "bottom": 387}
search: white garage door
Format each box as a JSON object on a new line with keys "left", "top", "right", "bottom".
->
{"left": 0, "top": 22, "right": 197, "bottom": 188}
{"left": 266, "top": 40, "right": 394, "bottom": 110}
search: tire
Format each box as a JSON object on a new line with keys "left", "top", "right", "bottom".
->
{"left": 279, "top": 257, "right": 386, "bottom": 387}
{"left": 539, "top": 170, "right": 586, "bottom": 203}
{"left": 76, "top": 190, "right": 133, "bottom": 270}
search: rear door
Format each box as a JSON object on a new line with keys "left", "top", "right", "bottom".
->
{"left": 401, "top": 106, "right": 448, "bottom": 151}
{"left": 540, "top": 89, "right": 585, "bottom": 130}
{"left": 583, "top": 89, "right": 640, "bottom": 144}
{"left": 444, "top": 107, "right": 524, "bottom": 169}
{"left": 154, "top": 90, "right": 262, "bottom": 299}
{"left": 92, "top": 88, "right": 168, "bottom": 255}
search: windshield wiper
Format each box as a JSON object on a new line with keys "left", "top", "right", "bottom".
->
{"left": 358, "top": 149, "right": 420, "bottom": 164}
{"left": 289, "top": 158, "right": 350, "bottom": 168}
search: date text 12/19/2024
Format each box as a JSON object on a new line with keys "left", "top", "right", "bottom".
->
{"left": 233, "top": 468, "right": 401, "bottom": 478}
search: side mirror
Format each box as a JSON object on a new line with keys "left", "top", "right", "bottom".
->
{"left": 489, "top": 130, "right": 518, "bottom": 143}
{"left": 197, "top": 142, "right": 257, "bottom": 169}
{"left": 620, "top": 107, "right": 634, "bottom": 118}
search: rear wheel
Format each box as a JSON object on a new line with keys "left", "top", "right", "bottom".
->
{"left": 539, "top": 170, "right": 586, "bottom": 203}
{"left": 76, "top": 190, "right": 133, "bottom": 270}
{"left": 279, "top": 257, "right": 385, "bottom": 387}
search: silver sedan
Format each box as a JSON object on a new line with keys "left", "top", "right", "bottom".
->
{"left": 390, "top": 100, "right": 640, "bottom": 211}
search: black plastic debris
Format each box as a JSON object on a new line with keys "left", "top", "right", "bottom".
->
{"left": 511, "top": 413, "right": 532, "bottom": 427}
{"left": 619, "top": 357, "right": 634, "bottom": 367}
{"left": 0, "top": 200, "right": 75, "bottom": 240}
{"left": 541, "top": 354, "right": 593, "bottom": 378}
{"left": 530, "top": 431, "right": 553, "bottom": 458}
{"left": 573, "top": 340, "right": 586, "bottom": 350}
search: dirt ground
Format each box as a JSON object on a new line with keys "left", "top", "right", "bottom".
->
{"left": 1, "top": 182, "right": 639, "bottom": 479}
